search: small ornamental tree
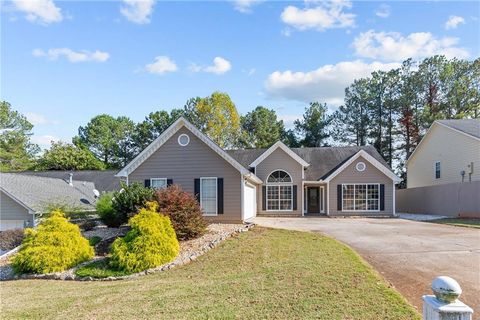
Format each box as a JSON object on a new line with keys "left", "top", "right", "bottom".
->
{"left": 154, "top": 185, "right": 207, "bottom": 240}
{"left": 12, "top": 210, "right": 94, "bottom": 274}
{"left": 109, "top": 202, "right": 179, "bottom": 273}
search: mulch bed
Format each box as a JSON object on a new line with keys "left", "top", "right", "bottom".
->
{"left": 0, "top": 223, "right": 253, "bottom": 281}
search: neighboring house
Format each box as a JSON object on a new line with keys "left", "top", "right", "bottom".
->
{"left": 0, "top": 173, "right": 97, "bottom": 231}
{"left": 407, "top": 119, "right": 480, "bottom": 188}
{"left": 397, "top": 119, "right": 480, "bottom": 217}
{"left": 117, "top": 117, "right": 400, "bottom": 223}
{"left": 18, "top": 170, "right": 121, "bottom": 192}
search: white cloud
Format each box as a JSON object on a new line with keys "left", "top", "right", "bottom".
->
{"left": 31, "top": 135, "right": 60, "bottom": 148}
{"left": 144, "top": 56, "right": 178, "bottom": 74}
{"left": 233, "top": 0, "right": 263, "bottom": 13}
{"left": 281, "top": 0, "right": 355, "bottom": 32}
{"left": 353, "top": 30, "right": 469, "bottom": 61}
{"left": 375, "top": 4, "right": 390, "bottom": 18}
{"left": 121, "top": 0, "right": 155, "bottom": 24}
{"left": 278, "top": 114, "right": 301, "bottom": 128}
{"left": 265, "top": 60, "right": 400, "bottom": 105}
{"left": 445, "top": 15, "right": 465, "bottom": 30}
{"left": 12, "top": 0, "right": 63, "bottom": 24}
{"left": 190, "top": 57, "right": 232, "bottom": 75}
{"left": 25, "top": 112, "right": 59, "bottom": 125}
{"left": 33, "top": 48, "right": 110, "bottom": 63}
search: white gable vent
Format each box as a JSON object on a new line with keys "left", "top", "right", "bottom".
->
{"left": 178, "top": 133, "right": 190, "bottom": 146}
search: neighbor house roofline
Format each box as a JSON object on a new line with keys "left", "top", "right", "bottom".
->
{"left": 248, "top": 141, "right": 310, "bottom": 168}
{"left": 116, "top": 117, "right": 262, "bottom": 184}
{"left": 322, "top": 150, "right": 401, "bottom": 183}
{"left": 0, "top": 187, "right": 35, "bottom": 214}
{"left": 407, "top": 120, "right": 480, "bottom": 165}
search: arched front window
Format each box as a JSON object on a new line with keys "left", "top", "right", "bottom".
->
{"left": 266, "top": 170, "right": 293, "bottom": 211}
{"left": 267, "top": 170, "right": 292, "bottom": 183}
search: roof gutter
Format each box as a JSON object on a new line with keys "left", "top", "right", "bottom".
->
{"left": 244, "top": 172, "right": 262, "bottom": 185}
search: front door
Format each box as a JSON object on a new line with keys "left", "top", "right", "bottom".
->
{"left": 307, "top": 187, "right": 320, "bottom": 214}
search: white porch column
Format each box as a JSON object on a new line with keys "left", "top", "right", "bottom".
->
{"left": 422, "top": 276, "right": 473, "bottom": 320}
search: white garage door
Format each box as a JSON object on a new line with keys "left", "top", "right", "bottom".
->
{"left": 243, "top": 183, "right": 256, "bottom": 221}
{"left": 0, "top": 220, "right": 26, "bottom": 231}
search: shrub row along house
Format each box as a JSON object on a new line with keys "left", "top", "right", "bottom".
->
{"left": 116, "top": 117, "right": 401, "bottom": 223}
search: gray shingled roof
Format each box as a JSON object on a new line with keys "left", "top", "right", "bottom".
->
{"left": 18, "top": 170, "right": 120, "bottom": 192}
{"left": 227, "top": 145, "right": 391, "bottom": 181}
{"left": 437, "top": 119, "right": 480, "bottom": 139}
{"left": 0, "top": 173, "right": 97, "bottom": 213}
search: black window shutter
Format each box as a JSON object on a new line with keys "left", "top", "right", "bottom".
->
{"left": 262, "top": 186, "right": 266, "bottom": 211}
{"left": 144, "top": 179, "right": 151, "bottom": 188}
{"left": 217, "top": 178, "right": 224, "bottom": 214}
{"left": 194, "top": 179, "right": 200, "bottom": 203}
{"left": 380, "top": 184, "right": 385, "bottom": 211}
{"left": 167, "top": 179, "right": 173, "bottom": 186}
{"left": 337, "top": 185, "right": 342, "bottom": 211}
{"left": 292, "top": 185, "right": 297, "bottom": 210}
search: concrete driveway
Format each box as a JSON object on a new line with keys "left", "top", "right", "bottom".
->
{"left": 254, "top": 217, "right": 480, "bottom": 313}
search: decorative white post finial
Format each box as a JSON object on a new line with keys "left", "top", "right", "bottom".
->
{"left": 431, "top": 276, "right": 462, "bottom": 303}
{"left": 422, "top": 276, "right": 473, "bottom": 320}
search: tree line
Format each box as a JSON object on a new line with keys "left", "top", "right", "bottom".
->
{"left": 1, "top": 55, "right": 478, "bottom": 185}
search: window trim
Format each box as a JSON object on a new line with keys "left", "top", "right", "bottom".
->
{"left": 200, "top": 177, "right": 218, "bottom": 216}
{"left": 178, "top": 133, "right": 190, "bottom": 146}
{"left": 355, "top": 161, "right": 366, "bottom": 172}
{"left": 150, "top": 178, "right": 168, "bottom": 189}
{"left": 266, "top": 169, "right": 293, "bottom": 212}
{"left": 341, "top": 183, "right": 380, "bottom": 212}
{"left": 435, "top": 161, "right": 441, "bottom": 179}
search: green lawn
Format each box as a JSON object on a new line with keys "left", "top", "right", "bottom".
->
{"left": 428, "top": 218, "right": 480, "bottom": 229}
{"left": 0, "top": 227, "right": 419, "bottom": 319}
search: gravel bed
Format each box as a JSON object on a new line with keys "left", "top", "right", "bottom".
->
{"left": 0, "top": 223, "right": 253, "bottom": 281}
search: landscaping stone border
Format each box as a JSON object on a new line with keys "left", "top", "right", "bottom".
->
{"left": 5, "top": 223, "right": 254, "bottom": 281}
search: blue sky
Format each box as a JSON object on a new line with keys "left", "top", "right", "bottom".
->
{"left": 1, "top": 0, "right": 479, "bottom": 148}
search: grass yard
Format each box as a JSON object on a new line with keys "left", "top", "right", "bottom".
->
{"left": 0, "top": 227, "right": 419, "bottom": 319}
{"left": 429, "top": 218, "right": 480, "bottom": 229}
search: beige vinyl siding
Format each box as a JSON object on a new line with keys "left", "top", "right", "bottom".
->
{"left": 329, "top": 156, "right": 394, "bottom": 216}
{"left": 255, "top": 148, "right": 303, "bottom": 216}
{"left": 407, "top": 124, "right": 480, "bottom": 188}
{"left": 128, "top": 127, "right": 242, "bottom": 223}
{"left": 0, "top": 191, "right": 33, "bottom": 227}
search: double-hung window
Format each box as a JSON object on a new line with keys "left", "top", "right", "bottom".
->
{"left": 200, "top": 177, "right": 217, "bottom": 216}
{"left": 151, "top": 178, "right": 167, "bottom": 189}
{"left": 266, "top": 170, "right": 293, "bottom": 211}
{"left": 342, "top": 184, "right": 379, "bottom": 211}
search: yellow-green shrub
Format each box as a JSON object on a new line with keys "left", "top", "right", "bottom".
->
{"left": 109, "top": 202, "right": 179, "bottom": 273}
{"left": 12, "top": 210, "right": 94, "bottom": 274}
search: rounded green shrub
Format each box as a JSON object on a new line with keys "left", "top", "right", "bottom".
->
{"left": 109, "top": 202, "right": 179, "bottom": 273}
{"left": 96, "top": 192, "right": 123, "bottom": 227}
{"left": 111, "top": 182, "right": 155, "bottom": 223}
{"left": 12, "top": 210, "right": 94, "bottom": 274}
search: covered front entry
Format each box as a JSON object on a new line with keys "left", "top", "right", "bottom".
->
{"left": 305, "top": 186, "right": 325, "bottom": 215}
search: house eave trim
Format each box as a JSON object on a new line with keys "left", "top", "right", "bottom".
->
{"left": 0, "top": 187, "right": 36, "bottom": 214}
{"left": 323, "top": 150, "right": 401, "bottom": 183}
{"left": 407, "top": 121, "right": 480, "bottom": 165}
{"left": 248, "top": 141, "right": 310, "bottom": 167}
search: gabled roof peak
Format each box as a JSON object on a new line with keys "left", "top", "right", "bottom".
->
{"left": 249, "top": 141, "right": 310, "bottom": 167}
{"left": 116, "top": 116, "right": 262, "bottom": 184}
